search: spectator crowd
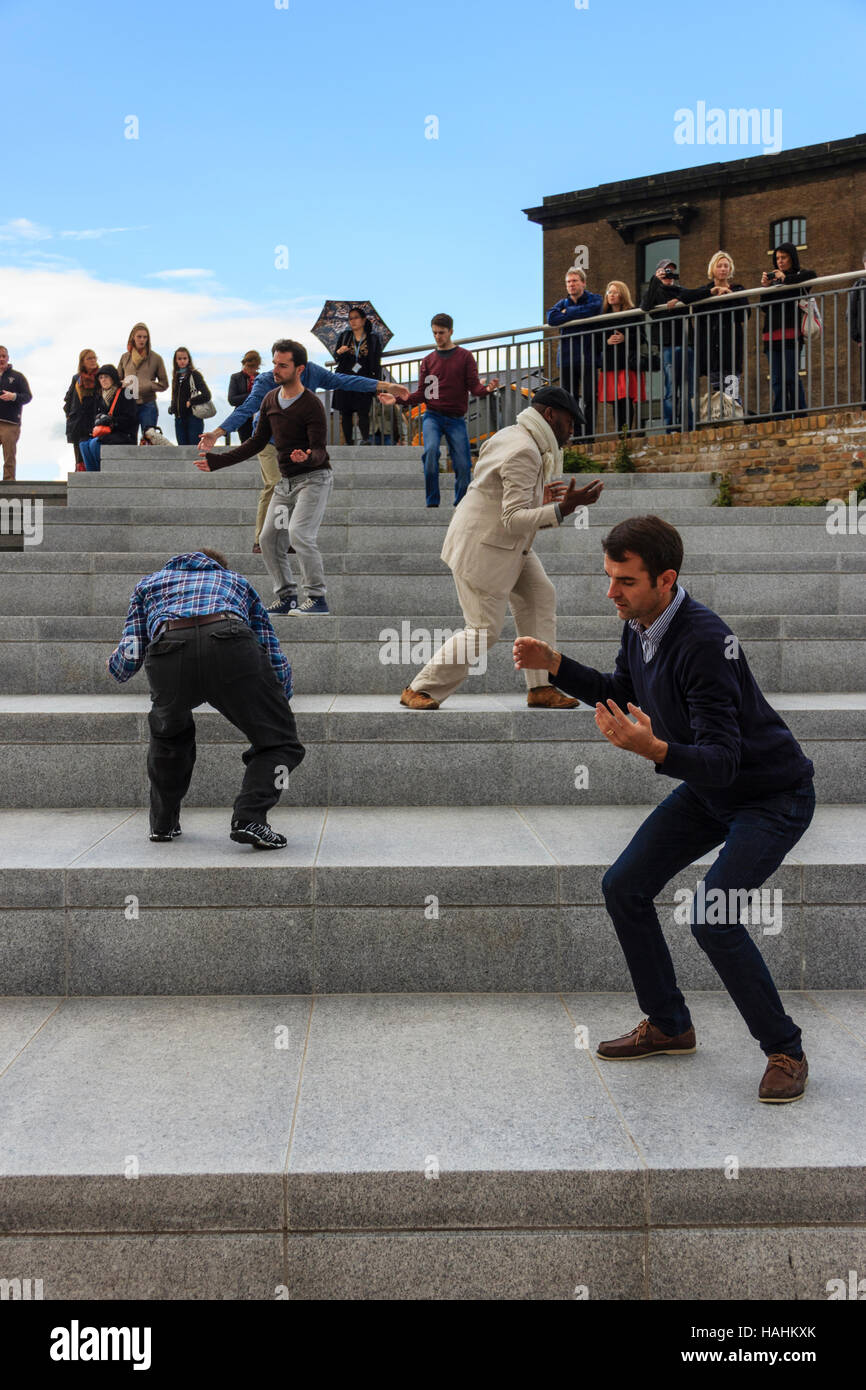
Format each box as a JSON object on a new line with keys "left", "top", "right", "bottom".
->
{"left": 0, "top": 254, "right": 864, "bottom": 487}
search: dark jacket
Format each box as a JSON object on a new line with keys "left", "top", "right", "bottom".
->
{"left": 848, "top": 277, "right": 866, "bottom": 345}
{"left": 93, "top": 387, "right": 138, "bottom": 446}
{"left": 206, "top": 387, "right": 329, "bottom": 480}
{"left": 641, "top": 277, "right": 706, "bottom": 353}
{"left": 331, "top": 324, "right": 382, "bottom": 408}
{"left": 760, "top": 243, "right": 816, "bottom": 343}
{"left": 596, "top": 307, "right": 645, "bottom": 375}
{"left": 550, "top": 592, "right": 813, "bottom": 811}
{"left": 547, "top": 290, "right": 603, "bottom": 367}
{"left": 227, "top": 370, "right": 259, "bottom": 408}
{"left": 0, "top": 365, "right": 33, "bottom": 425}
{"left": 169, "top": 368, "right": 212, "bottom": 418}
{"left": 63, "top": 375, "right": 98, "bottom": 443}
{"left": 690, "top": 284, "right": 750, "bottom": 380}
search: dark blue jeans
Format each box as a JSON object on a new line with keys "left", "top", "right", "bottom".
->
{"left": 137, "top": 401, "right": 159, "bottom": 439}
{"left": 174, "top": 414, "right": 204, "bottom": 446}
{"left": 601, "top": 778, "right": 815, "bottom": 1057}
{"left": 78, "top": 437, "right": 102, "bottom": 471}
{"left": 768, "top": 343, "right": 806, "bottom": 413}
{"left": 421, "top": 410, "right": 472, "bottom": 506}
{"left": 662, "top": 346, "right": 694, "bottom": 430}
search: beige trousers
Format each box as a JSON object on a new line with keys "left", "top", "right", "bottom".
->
{"left": 254, "top": 442, "right": 281, "bottom": 543}
{"left": 410, "top": 550, "right": 557, "bottom": 702}
{"left": 0, "top": 421, "right": 21, "bottom": 480}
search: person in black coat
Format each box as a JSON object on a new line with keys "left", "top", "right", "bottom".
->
{"left": 595, "top": 281, "right": 646, "bottom": 433}
{"left": 691, "top": 251, "right": 750, "bottom": 419}
{"left": 168, "top": 347, "right": 212, "bottom": 446}
{"left": 760, "top": 241, "right": 817, "bottom": 413}
{"left": 640, "top": 259, "right": 706, "bottom": 432}
{"left": 332, "top": 307, "right": 383, "bottom": 444}
{"left": 63, "top": 348, "right": 101, "bottom": 469}
{"left": 228, "top": 351, "right": 261, "bottom": 443}
{"left": 77, "top": 364, "right": 138, "bottom": 471}
{"left": 847, "top": 250, "right": 866, "bottom": 409}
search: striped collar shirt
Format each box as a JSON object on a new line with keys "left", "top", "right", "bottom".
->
{"left": 629, "top": 583, "right": 687, "bottom": 663}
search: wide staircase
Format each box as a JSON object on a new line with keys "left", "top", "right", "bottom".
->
{"left": 0, "top": 444, "right": 863, "bottom": 1301}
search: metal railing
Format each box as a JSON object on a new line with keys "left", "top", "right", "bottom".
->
{"left": 322, "top": 271, "right": 866, "bottom": 446}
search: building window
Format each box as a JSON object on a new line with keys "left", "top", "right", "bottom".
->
{"left": 771, "top": 218, "right": 807, "bottom": 250}
{"left": 639, "top": 237, "right": 680, "bottom": 301}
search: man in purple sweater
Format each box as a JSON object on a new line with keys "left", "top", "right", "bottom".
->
{"left": 514, "top": 515, "right": 815, "bottom": 1104}
{"left": 401, "top": 314, "right": 499, "bottom": 507}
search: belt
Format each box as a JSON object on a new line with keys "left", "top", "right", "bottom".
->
{"left": 159, "top": 611, "right": 235, "bottom": 633}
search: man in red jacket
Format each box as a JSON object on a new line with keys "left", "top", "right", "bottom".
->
{"left": 401, "top": 314, "right": 499, "bottom": 507}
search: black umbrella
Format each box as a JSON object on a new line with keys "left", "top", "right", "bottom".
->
{"left": 311, "top": 300, "right": 394, "bottom": 358}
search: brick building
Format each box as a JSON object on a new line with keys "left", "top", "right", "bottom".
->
{"left": 524, "top": 133, "right": 866, "bottom": 313}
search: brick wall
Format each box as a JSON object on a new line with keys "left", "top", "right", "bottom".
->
{"left": 541, "top": 165, "right": 866, "bottom": 319}
{"left": 582, "top": 408, "right": 866, "bottom": 505}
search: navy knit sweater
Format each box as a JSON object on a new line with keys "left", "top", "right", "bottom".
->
{"left": 551, "top": 594, "right": 813, "bottom": 808}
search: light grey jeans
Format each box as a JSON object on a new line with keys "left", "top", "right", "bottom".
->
{"left": 260, "top": 468, "right": 333, "bottom": 600}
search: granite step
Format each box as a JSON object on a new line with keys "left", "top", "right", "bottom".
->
{"left": 65, "top": 478, "right": 720, "bottom": 510}
{"left": 0, "top": 990, "right": 863, "bottom": 1298}
{"left": 0, "top": 691, "right": 859, "bottom": 804}
{"left": 1, "top": 617, "right": 862, "bottom": 694}
{"left": 32, "top": 504, "right": 858, "bottom": 557}
{"left": 0, "top": 550, "right": 863, "bottom": 621}
{"left": 0, "top": 804, "right": 862, "bottom": 994}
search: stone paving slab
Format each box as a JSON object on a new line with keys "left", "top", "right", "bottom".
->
{"left": 0, "top": 992, "right": 861, "bottom": 1239}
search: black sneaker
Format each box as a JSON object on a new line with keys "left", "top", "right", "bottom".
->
{"left": 149, "top": 823, "right": 182, "bottom": 842}
{"left": 230, "top": 821, "right": 287, "bottom": 850}
{"left": 267, "top": 595, "right": 299, "bottom": 615}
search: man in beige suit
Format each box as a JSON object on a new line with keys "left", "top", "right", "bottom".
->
{"left": 400, "top": 387, "right": 603, "bottom": 709}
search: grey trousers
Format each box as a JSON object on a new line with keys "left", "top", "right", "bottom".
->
{"left": 260, "top": 468, "right": 333, "bottom": 600}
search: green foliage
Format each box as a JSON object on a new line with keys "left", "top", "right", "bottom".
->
{"left": 712, "top": 473, "right": 733, "bottom": 507}
{"left": 562, "top": 447, "right": 600, "bottom": 473}
{"left": 783, "top": 496, "right": 826, "bottom": 507}
{"left": 612, "top": 428, "right": 636, "bottom": 473}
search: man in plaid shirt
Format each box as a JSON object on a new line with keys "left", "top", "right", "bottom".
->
{"left": 108, "top": 548, "right": 305, "bottom": 848}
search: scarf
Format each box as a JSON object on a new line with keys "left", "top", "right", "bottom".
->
{"left": 76, "top": 372, "right": 96, "bottom": 402}
{"left": 515, "top": 406, "right": 562, "bottom": 482}
{"left": 102, "top": 386, "right": 116, "bottom": 408}
{"left": 130, "top": 348, "right": 146, "bottom": 369}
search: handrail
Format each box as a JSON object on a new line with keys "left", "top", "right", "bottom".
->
{"left": 369, "top": 270, "right": 866, "bottom": 360}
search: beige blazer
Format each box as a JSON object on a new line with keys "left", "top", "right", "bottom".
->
{"left": 440, "top": 423, "right": 560, "bottom": 593}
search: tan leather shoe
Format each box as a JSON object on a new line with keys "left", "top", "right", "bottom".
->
{"left": 758, "top": 1052, "right": 808, "bottom": 1103}
{"left": 400, "top": 687, "right": 440, "bottom": 710}
{"left": 527, "top": 686, "right": 579, "bottom": 709}
{"left": 597, "top": 1018, "right": 697, "bottom": 1060}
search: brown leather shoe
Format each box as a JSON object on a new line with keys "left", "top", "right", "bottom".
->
{"left": 527, "top": 686, "right": 579, "bottom": 709}
{"left": 400, "top": 687, "right": 440, "bottom": 710}
{"left": 597, "top": 1017, "right": 697, "bottom": 1060}
{"left": 758, "top": 1052, "right": 808, "bottom": 1103}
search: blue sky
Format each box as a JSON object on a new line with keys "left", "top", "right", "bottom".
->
{"left": 2, "top": 0, "right": 865, "bottom": 476}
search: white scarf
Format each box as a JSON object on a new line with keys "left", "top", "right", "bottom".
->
{"left": 515, "top": 406, "right": 561, "bottom": 482}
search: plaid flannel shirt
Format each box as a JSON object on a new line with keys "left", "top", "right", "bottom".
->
{"left": 107, "top": 552, "right": 293, "bottom": 697}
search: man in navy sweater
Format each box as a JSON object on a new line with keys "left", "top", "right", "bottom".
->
{"left": 513, "top": 515, "right": 815, "bottom": 1103}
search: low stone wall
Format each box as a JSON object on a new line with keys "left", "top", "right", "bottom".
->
{"left": 586, "top": 409, "right": 866, "bottom": 505}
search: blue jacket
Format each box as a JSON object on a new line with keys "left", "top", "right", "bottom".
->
{"left": 221, "top": 362, "right": 378, "bottom": 435}
{"left": 551, "top": 594, "right": 813, "bottom": 809}
{"left": 547, "top": 290, "right": 603, "bottom": 365}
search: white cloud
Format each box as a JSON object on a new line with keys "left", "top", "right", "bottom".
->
{"left": 149, "top": 268, "right": 215, "bottom": 280}
{"left": 0, "top": 218, "right": 52, "bottom": 243}
{"left": 0, "top": 265, "right": 327, "bottom": 482}
{"left": 60, "top": 226, "right": 146, "bottom": 241}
